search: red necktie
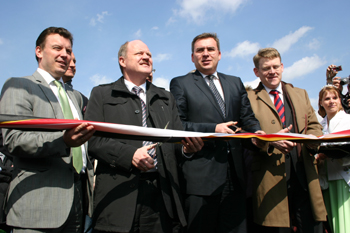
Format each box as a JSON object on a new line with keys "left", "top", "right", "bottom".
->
{"left": 270, "top": 90, "right": 285, "bottom": 127}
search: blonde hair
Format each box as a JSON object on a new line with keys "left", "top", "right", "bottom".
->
{"left": 318, "top": 85, "right": 343, "bottom": 117}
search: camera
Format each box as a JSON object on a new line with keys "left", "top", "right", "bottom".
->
{"left": 339, "top": 76, "right": 350, "bottom": 85}
{"left": 332, "top": 65, "right": 343, "bottom": 71}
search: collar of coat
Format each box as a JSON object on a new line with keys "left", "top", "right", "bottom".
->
{"left": 111, "top": 77, "right": 169, "bottom": 101}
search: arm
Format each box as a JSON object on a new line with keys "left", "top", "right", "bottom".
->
{"left": 85, "top": 86, "right": 138, "bottom": 172}
{"left": 0, "top": 78, "right": 94, "bottom": 158}
{"left": 170, "top": 77, "right": 217, "bottom": 132}
{"left": 0, "top": 78, "right": 69, "bottom": 158}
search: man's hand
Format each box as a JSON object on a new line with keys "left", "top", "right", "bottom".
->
{"left": 326, "top": 64, "right": 339, "bottom": 83}
{"left": 251, "top": 130, "right": 266, "bottom": 148}
{"left": 346, "top": 98, "right": 350, "bottom": 108}
{"left": 63, "top": 123, "right": 95, "bottom": 147}
{"left": 332, "top": 77, "right": 343, "bottom": 92}
{"left": 315, "top": 153, "right": 327, "bottom": 161}
{"left": 215, "top": 121, "right": 238, "bottom": 134}
{"left": 182, "top": 137, "right": 204, "bottom": 154}
{"left": 132, "top": 144, "right": 156, "bottom": 172}
{"left": 269, "top": 125, "right": 296, "bottom": 154}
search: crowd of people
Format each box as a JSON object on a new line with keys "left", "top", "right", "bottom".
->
{"left": 0, "top": 26, "right": 349, "bottom": 233}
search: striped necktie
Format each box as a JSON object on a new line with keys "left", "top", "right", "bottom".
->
{"left": 54, "top": 80, "right": 83, "bottom": 173}
{"left": 270, "top": 90, "right": 286, "bottom": 127}
{"left": 206, "top": 75, "right": 226, "bottom": 118}
{"left": 132, "top": 86, "right": 157, "bottom": 164}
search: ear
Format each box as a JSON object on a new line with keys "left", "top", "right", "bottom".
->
{"left": 280, "top": 63, "right": 284, "bottom": 73}
{"left": 253, "top": 67, "right": 259, "bottom": 77}
{"left": 119, "top": 56, "right": 126, "bottom": 68}
{"left": 191, "top": 53, "right": 194, "bottom": 63}
{"left": 35, "top": 46, "right": 43, "bottom": 60}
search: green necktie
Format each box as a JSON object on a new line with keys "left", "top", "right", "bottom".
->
{"left": 54, "top": 80, "right": 83, "bottom": 173}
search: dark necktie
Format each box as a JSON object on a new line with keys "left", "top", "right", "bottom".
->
{"left": 132, "top": 86, "right": 156, "bottom": 164}
{"left": 270, "top": 90, "right": 286, "bottom": 127}
{"left": 206, "top": 75, "right": 226, "bottom": 118}
{"left": 54, "top": 80, "right": 83, "bottom": 173}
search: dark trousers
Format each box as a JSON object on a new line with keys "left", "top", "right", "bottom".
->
{"left": 13, "top": 176, "right": 84, "bottom": 233}
{"left": 132, "top": 172, "right": 174, "bottom": 233}
{"left": 185, "top": 167, "right": 246, "bottom": 233}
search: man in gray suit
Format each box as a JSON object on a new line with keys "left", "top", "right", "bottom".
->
{"left": 0, "top": 27, "right": 95, "bottom": 232}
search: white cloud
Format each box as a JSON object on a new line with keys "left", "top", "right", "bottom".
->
{"left": 174, "top": 0, "right": 246, "bottom": 24}
{"left": 283, "top": 55, "right": 326, "bottom": 82}
{"left": 308, "top": 38, "right": 320, "bottom": 50}
{"left": 272, "top": 26, "right": 313, "bottom": 54}
{"left": 153, "top": 77, "right": 170, "bottom": 91}
{"left": 226, "top": 41, "right": 260, "bottom": 58}
{"left": 97, "top": 11, "right": 109, "bottom": 23}
{"left": 89, "top": 19, "right": 96, "bottom": 26}
{"left": 134, "top": 29, "right": 142, "bottom": 38}
{"left": 244, "top": 78, "right": 260, "bottom": 90}
{"left": 0, "top": 38, "right": 3, "bottom": 45}
{"left": 153, "top": 53, "right": 172, "bottom": 63}
{"left": 151, "top": 26, "right": 159, "bottom": 30}
{"left": 90, "top": 74, "right": 114, "bottom": 86}
{"left": 90, "top": 11, "right": 109, "bottom": 26}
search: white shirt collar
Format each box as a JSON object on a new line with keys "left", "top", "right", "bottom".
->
{"left": 124, "top": 79, "right": 147, "bottom": 94}
{"left": 37, "top": 68, "right": 65, "bottom": 87}
{"left": 262, "top": 82, "right": 283, "bottom": 95}
{"left": 199, "top": 71, "right": 219, "bottom": 80}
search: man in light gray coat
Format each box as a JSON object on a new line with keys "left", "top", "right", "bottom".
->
{"left": 0, "top": 27, "right": 95, "bottom": 232}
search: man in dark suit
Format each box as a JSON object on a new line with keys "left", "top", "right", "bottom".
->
{"left": 170, "top": 33, "right": 264, "bottom": 233}
{"left": 85, "top": 40, "right": 203, "bottom": 232}
{"left": 0, "top": 27, "right": 95, "bottom": 232}
{"left": 247, "top": 48, "right": 326, "bottom": 233}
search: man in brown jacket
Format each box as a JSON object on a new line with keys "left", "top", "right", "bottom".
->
{"left": 246, "top": 48, "right": 326, "bottom": 233}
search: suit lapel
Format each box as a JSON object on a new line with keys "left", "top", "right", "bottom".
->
{"left": 256, "top": 83, "right": 277, "bottom": 114}
{"left": 193, "top": 71, "right": 224, "bottom": 120}
{"left": 66, "top": 88, "right": 83, "bottom": 120}
{"left": 32, "top": 71, "right": 64, "bottom": 119}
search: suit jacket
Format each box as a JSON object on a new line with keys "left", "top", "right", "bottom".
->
{"left": 247, "top": 82, "right": 327, "bottom": 227}
{"left": 84, "top": 77, "right": 186, "bottom": 232}
{"left": 170, "top": 70, "right": 261, "bottom": 196}
{"left": 0, "top": 71, "right": 94, "bottom": 229}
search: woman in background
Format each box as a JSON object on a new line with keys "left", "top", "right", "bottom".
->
{"left": 317, "top": 85, "right": 350, "bottom": 233}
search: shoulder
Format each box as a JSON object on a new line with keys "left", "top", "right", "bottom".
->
{"left": 217, "top": 72, "right": 240, "bottom": 80}
{"left": 171, "top": 72, "right": 195, "bottom": 83}
{"left": 284, "top": 82, "right": 306, "bottom": 94}
{"left": 1, "top": 75, "right": 36, "bottom": 94}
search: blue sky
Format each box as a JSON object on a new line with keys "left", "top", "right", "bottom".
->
{"left": 0, "top": 0, "right": 349, "bottom": 112}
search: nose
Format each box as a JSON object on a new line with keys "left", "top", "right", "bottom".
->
{"left": 203, "top": 48, "right": 209, "bottom": 56}
{"left": 268, "top": 67, "right": 276, "bottom": 74}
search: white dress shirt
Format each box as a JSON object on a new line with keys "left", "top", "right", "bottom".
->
{"left": 200, "top": 71, "right": 225, "bottom": 101}
{"left": 37, "top": 68, "right": 87, "bottom": 172}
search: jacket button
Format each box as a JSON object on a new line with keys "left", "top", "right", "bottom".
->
{"left": 285, "top": 154, "right": 290, "bottom": 159}
{"left": 135, "top": 110, "right": 140, "bottom": 114}
{"left": 271, "top": 120, "right": 275, "bottom": 124}
{"left": 130, "top": 183, "right": 135, "bottom": 188}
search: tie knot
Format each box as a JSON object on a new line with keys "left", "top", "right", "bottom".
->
{"left": 53, "top": 80, "right": 63, "bottom": 88}
{"left": 270, "top": 90, "right": 279, "bottom": 95}
{"left": 132, "top": 86, "right": 142, "bottom": 95}
{"left": 206, "top": 75, "right": 214, "bottom": 81}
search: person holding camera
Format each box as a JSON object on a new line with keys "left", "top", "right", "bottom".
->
{"left": 326, "top": 64, "right": 350, "bottom": 113}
